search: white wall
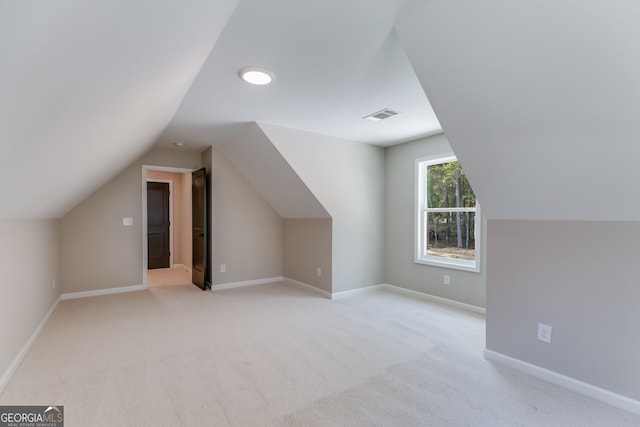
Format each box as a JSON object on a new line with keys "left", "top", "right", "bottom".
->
{"left": 385, "top": 134, "right": 486, "bottom": 307}
{"left": 0, "top": 220, "right": 59, "bottom": 392}
{"left": 261, "top": 123, "right": 385, "bottom": 293}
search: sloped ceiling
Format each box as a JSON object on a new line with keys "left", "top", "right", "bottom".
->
{"left": 156, "top": 0, "right": 441, "bottom": 151}
{"left": 396, "top": 0, "right": 640, "bottom": 220}
{"left": 0, "top": 0, "right": 239, "bottom": 219}
{"left": 217, "top": 123, "right": 330, "bottom": 219}
{"left": 6, "top": 0, "right": 636, "bottom": 222}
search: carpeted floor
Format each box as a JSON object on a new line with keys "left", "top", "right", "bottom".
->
{"left": 147, "top": 266, "right": 192, "bottom": 288}
{"left": 1, "top": 282, "right": 638, "bottom": 426}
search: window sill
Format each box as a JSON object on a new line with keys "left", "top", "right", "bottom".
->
{"left": 415, "top": 256, "right": 480, "bottom": 273}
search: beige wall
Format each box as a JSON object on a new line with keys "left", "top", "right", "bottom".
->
{"left": 261, "top": 124, "right": 385, "bottom": 293}
{"left": 283, "top": 219, "right": 332, "bottom": 293}
{"left": 385, "top": 134, "right": 486, "bottom": 308}
{"left": 146, "top": 170, "right": 192, "bottom": 269}
{"left": 487, "top": 220, "right": 640, "bottom": 400}
{"left": 59, "top": 149, "right": 201, "bottom": 293}
{"left": 0, "top": 220, "right": 59, "bottom": 390}
{"left": 208, "top": 147, "right": 283, "bottom": 285}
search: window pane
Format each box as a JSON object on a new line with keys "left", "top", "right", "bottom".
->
{"left": 426, "top": 211, "right": 476, "bottom": 261}
{"left": 427, "top": 161, "right": 476, "bottom": 209}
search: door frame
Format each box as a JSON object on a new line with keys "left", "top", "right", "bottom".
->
{"left": 147, "top": 178, "right": 174, "bottom": 268}
{"left": 141, "top": 165, "right": 195, "bottom": 288}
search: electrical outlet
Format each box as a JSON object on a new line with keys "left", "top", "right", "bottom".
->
{"left": 444, "top": 275, "right": 451, "bottom": 285}
{"left": 220, "top": 264, "right": 226, "bottom": 273}
{"left": 52, "top": 279, "right": 56, "bottom": 290}
{"left": 537, "top": 323, "right": 553, "bottom": 343}
{"left": 122, "top": 217, "right": 133, "bottom": 226}
{"left": 317, "top": 267, "right": 322, "bottom": 277}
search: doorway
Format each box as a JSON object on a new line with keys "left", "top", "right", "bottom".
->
{"left": 147, "top": 181, "right": 171, "bottom": 269}
{"left": 143, "top": 167, "right": 194, "bottom": 288}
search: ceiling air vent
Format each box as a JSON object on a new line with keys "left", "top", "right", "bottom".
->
{"left": 364, "top": 108, "right": 399, "bottom": 122}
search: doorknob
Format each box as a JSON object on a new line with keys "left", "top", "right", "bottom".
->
{"left": 199, "top": 233, "right": 208, "bottom": 237}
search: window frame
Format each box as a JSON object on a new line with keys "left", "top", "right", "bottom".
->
{"left": 415, "top": 153, "right": 481, "bottom": 273}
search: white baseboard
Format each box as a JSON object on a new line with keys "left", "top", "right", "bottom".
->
{"left": 332, "top": 284, "right": 385, "bottom": 300}
{"left": 283, "top": 277, "right": 332, "bottom": 299}
{"left": 2, "top": 283, "right": 156, "bottom": 395}
{"left": 484, "top": 349, "right": 640, "bottom": 416}
{"left": 282, "top": 278, "right": 385, "bottom": 300}
{"left": 60, "top": 284, "right": 145, "bottom": 300}
{"left": 212, "top": 277, "right": 283, "bottom": 291}
{"left": 0, "top": 297, "right": 60, "bottom": 396}
{"left": 281, "top": 280, "right": 486, "bottom": 314}
{"left": 383, "top": 284, "right": 486, "bottom": 315}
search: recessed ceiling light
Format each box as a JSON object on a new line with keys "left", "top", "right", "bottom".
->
{"left": 239, "top": 67, "right": 274, "bottom": 85}
{"left": 174, "top": 141, "right": 185, "bottom": 147}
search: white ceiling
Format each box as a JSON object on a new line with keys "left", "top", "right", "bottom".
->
{"left": 1, "top": 0, "right": 442, "bottom": 219}
{"left": 396, "top": 0, "right": 640, "bottom": 220}
{"left": 4, "top": 0, "right": 639, "bottom": 221}
{"left": 0, "top": 0, "right": 240, "bottom": 219}
{"left": 219, "top": 123, "right": 330, "bottom": 219}
{"left": 156, "top": 0, "right": 441, "bottom": 151}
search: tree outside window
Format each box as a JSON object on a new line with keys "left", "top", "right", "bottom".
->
{"left": 416, "top": 155, "right": 480, "bottom": 272}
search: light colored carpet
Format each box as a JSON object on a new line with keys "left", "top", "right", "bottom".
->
{"left": 147, "top": 266, "right": 192, "bottom": 287}
{"left": 1, "top": 282, "right": 638, "bottom": 426}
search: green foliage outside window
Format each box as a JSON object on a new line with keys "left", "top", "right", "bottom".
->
{"left": 425, "top": 161, "right": 477, "bottom": 260}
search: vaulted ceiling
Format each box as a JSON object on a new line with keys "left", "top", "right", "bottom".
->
{"left": 156, "top": 0, "right": 441, "bottom": 152}
{"left": 396, "top": 0, "right": 640, "bottom": 220}
{"left": 2, "top": 0, "right": 638, "bottom": 221}
{"left": 0, "top": 0, "right": 240, "bottom": 218}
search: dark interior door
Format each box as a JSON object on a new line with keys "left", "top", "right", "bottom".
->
{"left": 147, "top": 182, "right": 170, "bottom": 269}
{"left": 192, "top": 168, "right": 207, "bottom": 290}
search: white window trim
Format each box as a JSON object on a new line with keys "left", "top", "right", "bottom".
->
{"left": 415, "top": 153, "right": 481, "bottom": 273}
